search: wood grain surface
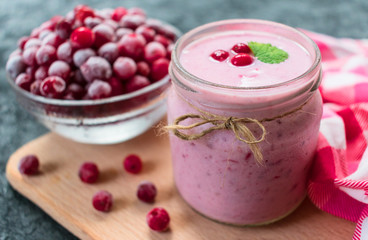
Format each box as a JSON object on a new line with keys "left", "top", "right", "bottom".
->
{"left": 6, "top": 127, "right": 355, "bottom": 240}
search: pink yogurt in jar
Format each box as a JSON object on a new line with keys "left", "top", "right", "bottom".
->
{"left": 167, "top": 19, "right": 322, "bottom": 225}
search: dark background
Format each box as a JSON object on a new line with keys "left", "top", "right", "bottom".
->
{"left": 1, "top": 0, "right": 368, "bottom": 239}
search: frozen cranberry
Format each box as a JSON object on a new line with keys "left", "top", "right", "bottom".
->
{"left": 79, "top": 162, "right": 99, "bottom": 183}
{"left": 81, "top": 56, "right": 112, "bottom": 82}
{"left": 146, "top": 207, "right": 170, "bottom": 232}
{"left": 55, "top": 19, "right": 72, "bottom": 39}
{"left": 15, "top": 73, "right": 32, "bottom": 91}
{"left": 113, "top": 57, "right": 137, "bottom": 80}
{"left": 72, "top": 69, "right": 86, "bottom": 85}
{"left": 155, "top": 24, "right": 176, "bottom": 41}
{"left": 166, "top": 44, "right": 174, "bottom": 60}
{"left": 95, "top": 8, "right": 113, "bottom": 19}
{"left": 39, "top": 30, "right": 52, "bottom": 41}
{"left": 123, "top": 154, "right": 142, "bottom": 174}
{"left": 73, "top": 48, "right": 96, "bottom": 67}
{"left": 144, "top": 42, "right": 166, "bottom": 63}
{"left": 39, "top": 20, "right": 56, "bottom": 31}
{"left": 127, "top": 7, "right": 146, "bottom": 17}
{"left": 103, "top": 19, "right": 119, "bottom": 31}
{"left": 108, "top": 77, "right": 124, "bottom": 96}
{"left": 84, "top": 17, "right": 102, "bottom": 29}
{"left": 118, "top": 33, "right": 146, "bottom": 60}
{"left": 136, "top": 61, "right": 150, "bottom": 76}
{"left": 87, "top": 79, "right": 112, "bottom": 99}
{"left": 6, "top": 55, "right": 26, "bottom": 80}
{"left": 26, "top": 66, "right": 37, "bottom": 79}
{"left": 92, "top": 24, "right": 115, "bottom": 48}
{"left": 57, "top": 41, "right": 73, "bottom": 64}
{"left": 137, "top": 181, "right": 157, "bottom": 203}
{"left": 30, "top": 80, "right": 42, "bottom": 95}
{"left": 231, "top": 43, "right": 251, "bottom": 54}
{"left": 9, "top": 49, "right": 21, "bottom": 58}
{"left": 126, "top": 75, "right": 150, "bottom": 93}
{"left": 231, "top": 53, "right": 253, "bottom": 67}
{"left": 111, "top": 7, "right": 127, "bottom": 22}
{"left": 65, "top": 83, "right": 85, "bottom": 99}
{"left": 42, "top": 32, "right": 63, "bottom": 48}
{"left": 18, "top": 155, "right": 39, "bottom": 175}
{"left": 70, "top": 27, "right": 95, "bottom": 49}
{"left": 150, "top": 58, "right": 169, "bottom": 81}
{"left": 40, "top": 76, "right": 66, "bottom": 98}
{"left": 98, "top": 42, "right": 119, "bottom": 63}
{"left": 74, "top": 5, "right": 95, "bottom": 22}
{"left": 92, "top": 190, "right": 113, "bottom": 212}
{"left": 136, "top": 26, "right": 155, "bottom": 42}
{"left": 120, "top": 14, "right": 146, "bottom": 30}
{"left": 24, "top": 38, "right": 42, "bottom": 49}
{"left": 154, "top": 34, "right": 171, "bottom": 48}
{"left": 50, "top": 15, "right": 63, "bottom": 25}
{"left": 36, "top": 45, "right": 56, "bottom": 65}
{"left": 22, "top": 47, "right": 39, "bottom": 66}
{"left": 48, "top": 60, "right": 71, "bottom": 81}
{"left": 210, "top": 50, "right": 229, "bottom": 62}
{"left": 18, "top": 36, "right": 30, "bottom": 50}
{"left": 30, "top": 27, "right": 42, "bottom": 38}
{"left": 35, "top": 66, "right": 49, "bottom": 81}
{"left": 116, "top": 28, "right": 133, "bottom": 40}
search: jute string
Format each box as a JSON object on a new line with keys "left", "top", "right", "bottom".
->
{"left": 165, "top": 98, "right": 310, "bottom": 165}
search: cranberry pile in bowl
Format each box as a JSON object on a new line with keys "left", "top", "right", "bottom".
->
{"left": 6, "top": 5, "right": 180, "bottom": 144}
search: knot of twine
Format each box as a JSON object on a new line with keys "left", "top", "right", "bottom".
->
{"left": 165, "top": 100, "right": 309, "bottom": 164}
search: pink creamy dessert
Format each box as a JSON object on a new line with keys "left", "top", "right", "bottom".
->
{"left": 167, "top": 20, "right": 322, "bottom": 225}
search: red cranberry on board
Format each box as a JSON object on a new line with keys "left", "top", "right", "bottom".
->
{"left": 79, "top": 162, "right": 99, "bottom": 183}
{"left": 126, "top": 75, "right": 150, "bottom": 93}
{"left": 230, "top": 53, "right": 253, "bottom": 67}
{"left": 98, "top": 42, "right": 119, "bottom": 63}
{"left": 144, "top": 42, "right": 166, "bottom": 63}
{"left": 150, "top": 58, "right": 169, "bottom": 81}
{"left": 35, "top": 45, "right": 57, "bottom": 65}
{"left": 40, "top": 76, "right": 66, "bottom": 98}
{"left": 117, "top": 33, "right": 146, "bottom": 60}
{"left": 6, "top": 55, "right": 26, "bottom": 80}
{"left": 123, "top": 154, "right": 142, "bottom": 174}
{"left": 137, "top": 181, "right": 157, "bottom": 203}
{"left": 80, "top": 56, "right": 112, "bottom": 82}
{"left": 113, "top": 57, "right": 137, "bottom": 80}
{"left": 87, "top": 79, "right": 112, "bottom": 99}
{"left": 48, "top": 60, "right": 71, "bottom": 81}
{"left": 92, "top": 190, "right": 113, "bottom": 212}
{"left": 70, "top": 27, "right": 95, "bottom": 49}
{"left": 73, "top": 48, "right": 96, "bottom": 67}
{"left": 15, "top": 73, "right": 33, "bottom": 91}
{"left": 146, "top": 207, "right": 170, "bottom": 232}
{"left": 18, "top": 155, "right": 39, "bottom": 175}
{"left": 210, "top": 50, "right": 229, "bottom": 62}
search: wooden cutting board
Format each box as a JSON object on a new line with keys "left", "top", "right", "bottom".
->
{"left": 6, "top": 125, "right": 355, "bottom": 240}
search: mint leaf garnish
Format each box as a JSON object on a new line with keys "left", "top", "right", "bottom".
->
{"left": 248, "top": 42, "right": 289, "bottom": 64}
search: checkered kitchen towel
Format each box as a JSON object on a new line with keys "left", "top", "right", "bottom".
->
{"left": 304, "top": 31, "right": 368, "bottom": 240}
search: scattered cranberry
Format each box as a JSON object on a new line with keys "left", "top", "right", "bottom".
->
{"left": 136, "top": 61, "right": 150, "bottom": 76}
{"left": 22, "top": 47, "right": 39, "bottom": 66}
{"left": 126, "top": 75, "right": 150, "bottom": 93}
{"left": 111, "top": 7, "right": 127, "bottom": 22}
{"left": 40, "top": 76, "right": 66, "bottom": 98}
{"left": 98, "top": 42, "right": 119, "bottom": 63}
{"left": 210, "top": 50, "right": 229, "bottom": 62}
{"left": 73, "top": 48, "right": 96, "bottom": 67}
{"left": 87, "top": 79, "right": 112, "bottom": 99}
{"left": 123, "top": 154, "right": 142, "bottom": 174}
{"left": 18, "top": 155, "right": 39, "bottom": 175}
{"left": 57, "top": 41, "right": 73, "bottom": 64}
{"left": 118, "top": 33, "right": 146, "bottom": 60}
{"left": 15, "top": 73, "right": 32, "bottom": 91}
{"left": 92, "top": 24, "right": 115, "bottom": 48}
{"left": 70, "top": 27, "right": 95, "bottom": 49}
{"left": 6, "top": 55, "right": 26, "bottom": 80}
{"left": 146, "top": 207, "right": 170, "bottom": 232}
{"left": 81, "top": 56, "right": 112, "bottom": 82}
{"left": 48, "top": 60, "right": 71, "bottom": 81}
{"left": 74, "top": 5, "right": 95, "bottom": 22}
{"left": 36, "top": 45, "right": 57, "bottom": 65}
{"left": 137, "top": 181, "right": 157, "bottom": 203}
{"left": 144, "top": 42, "right": 166, "bottom": 63}
{"left": 150, "top": 58, "right": 169, "bottom": 81}
{"left": 78, "top": 162, "right": 99, "bottom": 183}
{"left": 231, "top": 43, "right": 251, "bottom": 54}
{"left": 230, "top": 53, "right": 253, "bottom": 67}
{"left": 92, "top": 190, "right": 113, "bottom": 212}
{"left": 113, "top": 57, "right": 137, "bottom": 80}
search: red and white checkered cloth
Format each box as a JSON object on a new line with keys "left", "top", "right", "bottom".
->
{"left": 304, "top": 31, "right": 368, "bottom": 239}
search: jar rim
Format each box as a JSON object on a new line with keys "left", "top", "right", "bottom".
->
{"left": 172, "top": 19, "right": 321, "bottom": 90}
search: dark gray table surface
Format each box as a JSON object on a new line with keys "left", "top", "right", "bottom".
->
{"left": 1, "top": 0, "right": 368, "bottom": 239}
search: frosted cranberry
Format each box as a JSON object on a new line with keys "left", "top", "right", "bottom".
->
{"left": 113, "top": 57, "right": 137, "bottom": 80}
{"left": 22, "top": 47, "right": 39, "bottom": 66}
{"left": 9, "top": 49, "right": 21, "bottom": 58}
{"left": 118, "top": 33, "right": 146, "bottom": 60}
{"left": 146, "top": 207, "right": 170, "bottom": 232}
{"left": 39, "top": 20, "right": 56, "bottom": 31}
{"left": 26, "top": 66, "right": 37, "bottom": 79}
{"left": 71, "top": 27, "right": 95, "bottom": 49}
{"left": 155, "top": 24, "right": 176, "bottom": 41}
{"left": 57, "top": 41, "right": 73, "bottom": 64}
{"left": 92, "top": 190, "right": 113, "bottom": 212}
{"left": 65, "top": 83, "right": 85, "bottom": 99}
{"left": 126, "top": 75, "right": 150, "bottom": 93}
{"left": 35, "top": 66, "right": 49, "bottom": 81}
{"left": 30, "top": 80, "right": 42, "bottom": 95}
{"left": 166, "top": 44, "right": 174, "bottom": 60}
{"left": 210, "top": 50, "right": 229, "bottom": 62}
{"left": 40, "top": 76, "right": 66, "bottom": 98}
{"left": 144, "top": 42, "right": 166, "bottom": 63}
{"left": 84, "top": 17, "right": 102, "bottom": 29}
{"left": 31, "top": 27, "right": 42, "bottom": 38}
{"left": 231, "top": 53, "right": 253, "bottom": 66}
{"left": 55, "top": 19, "right": 72, "bottom": 39}
{"left": 18, "top": 155, "right": 39, "bottom": 175}
{"left": 127, "top": 7, "right": 146, "bottom": 17}
{"left": 42, "top": 32, "right": 63, "bottom": 48}
{"left": 123, "top": 154, "right": 142, "bottom": 174}
{"left": 72, "top": 69, "right": 86, "bottom": 85}
{"left": 232, "top": 43, "right": 251, "bottom": 54}
{"left": 137, "top": 61, "right": 150, "bottom": 76}
{"left": 154, "top": 34, "right": 171, "bottom": 48}
{"left": 108, "top": 77, "right": 124, "bottom": 96}
{"left": 48, "top": 60, "right": 71, "bottom": 81}
{"left": 98, "top": 42, "right": 119, "bottom": 63}
{"left": 120, "top": 15, "right": 146, "bottom": 30}
{"left": 24, "top": 38, "right": 42, "bottom": 49}
{"left": 137, "top": 181, "right": 157, "bottom": 203}
{"left": 95, "top": 8, "right": 113, "bottom": 19}
{"left": 6, "top": 55, "right": 26, "bottom": 80}
{"left": 73, "top": 48, "right": 96, "bottom": 67}
{"left": 81, "top": 56, "right": 112, "bottom": 82}
{"left": 36, "top": 45, "right": 56, "bottom": 65}
{"left": 74, "top": 5, "right": 95, "bottom": 22}
{"left": 79, "top": 162, "right": 99, "bottom": 183}
{"left": 39, "top": 30, "right": 52, "bottom": 41}
{"left": 50, "top": 15, "right": 63, "bottom": 24}
{"left": 15, "top": 73, "right": 32, "bottom": 91}
{"left": 87, "top": 79, "right": 112, "bottom": 99}
{"left": 92, "top": 24, "right": 115, "bottom": 48}
{"left": 103, "top": 19, "right": 119, "bottom": 31}
{"left": 18, "top": 36, "right": 30, "bottom": 50}
{"left": 136, "top": 26, "right": 155, "bottom": 42}
{"left": 111, "top": 7, "right": 127, "bottom": 21}
{"left": 116, "top": 28, "right": 133, "bottom": 40}
{"left": 150, "top": 58, "right": 169, "bottom": 81}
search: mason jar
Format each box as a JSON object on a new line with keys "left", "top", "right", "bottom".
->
{"left": 167, "top": 19, "right": 322, "bottom": 225}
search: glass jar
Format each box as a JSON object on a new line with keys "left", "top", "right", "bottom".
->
{"left": 167, "top": 19, "right": 322, "bottom": 225}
